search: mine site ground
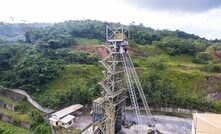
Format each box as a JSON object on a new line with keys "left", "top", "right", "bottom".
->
{"left": 76, "top": 111, "right": 192, "bottom": 134}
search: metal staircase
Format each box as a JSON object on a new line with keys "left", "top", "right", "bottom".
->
{"left": 92, "top": 25, "right": 155, "bottom": 134}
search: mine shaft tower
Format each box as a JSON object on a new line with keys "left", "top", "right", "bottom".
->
{"left": 92, "top": 26, "right": 155, "bottom": 134}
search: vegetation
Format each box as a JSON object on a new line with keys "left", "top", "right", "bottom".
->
{"left": 0, "top": 44, "right": 61, "bottom": 93}
{"left": 132, "top": 46, "right": 220, "bottom": 112}
{"left": 0, "top": 95, "right": 36, "bottom": 121}
{"left": 29, "top": 110, "right": 51, "bottom": 134}
{"left": 0, "top": 95, "right": 17, "bottom": 106}
{"left": 153, "top": 37, "right": 207, "bottom": 55}
{"left": 0, "top": 121, "right": 30, "bottom": 134}
{"left": 0, "top": 20, "right": 221, "bottom": 113}
{"left": 203, "top": 63, "right": 221, "bottom": 73}
{"left": 192, "top": 52, "right": 213, "bottom": 64}
{"left": 32, "top": 64, "right": 102, "bottom": 108}
{"left": 0, "top": 95, "right": 51, "bottom": 134}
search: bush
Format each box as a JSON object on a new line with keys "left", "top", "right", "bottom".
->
{"left": 133, "top": 61, "right": 139, "bottom": 67}
{"left": 58, "top": 51, "right": 98, "bottom": 64}
{"left": 1, "top": 130, "right": 16, "bottom": 134}
{"left": 26, "top": 28, "right": 75, "bottom": 48}
{"left": 29, "top": 110, "right": 51, "bottom": 134}
{"left": 1, "top": 51, "right": 61, "bottom": 92}
{"left": 29, "top": 110, "right": 44, "bottom": 128}
{"left": 206, "top": 44, "right": 221, "bottom": 52}
{"left": 203, "top": 63, "right": 221, "bottom": 72}
{"left": 32, "top": 123, "right": 51, "bottom": 134}
{"left": 15, "top": 103, "right": 27, "bottom": 113}
{"left": 142, "top": 71, "right": 175, "bottom": 107}
{"left": 11, "top": 119, "right": 20, "bottom": 126}
{"left": 192, "top": 52, "right": 213, "bottom": 64}
{"left": 0, "top": 128, "right": 4, "bottom": 133}
{"left": 147, "top": 59, "right": 166, "bottom": 70}
{"left": 211, "top": 102, "right": 221, "bottom": 112}
{"left": 155, "top": 37, "right": 207, "bottom": 55}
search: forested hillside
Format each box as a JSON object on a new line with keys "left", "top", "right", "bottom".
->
{"left": 0, "top": 20, "right": 221, "bottom": 112}
{"left": 0, "top": 22, "right": 51, "bottom": 42}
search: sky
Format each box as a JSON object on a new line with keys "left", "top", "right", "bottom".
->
{"left": 0, "top": 0, "right": 221, "bottom": 39}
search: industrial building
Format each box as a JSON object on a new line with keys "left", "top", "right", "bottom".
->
{"left": 49, "top": 104, "right": 83, "bottom": 128}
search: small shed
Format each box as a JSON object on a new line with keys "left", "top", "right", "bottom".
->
{"left": 59, "top": 115, "right": 75, "bottom": 128}
{"left": 52, "top": 104, "right": 83, "bottom": 120}
{"left": 92, "top": 97, "right": 104, "bottom": 121}
{"left": 49, "top": 117, "right": 59, "bottom": 126}
{"left": 192, "top": 113, "right": 221, "bottom": 134}
{"left": 49, "top": 104, "right": 83, "bottom": 128}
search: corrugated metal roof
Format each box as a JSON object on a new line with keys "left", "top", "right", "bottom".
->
{"left": 52, "top": 104, "right": 83, "bottom": 119}
{"left": 60, "top": 115, "right": 75, "bottom": 123}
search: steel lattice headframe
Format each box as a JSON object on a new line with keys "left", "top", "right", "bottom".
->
{"left": 92, "top": 25, "right": 155, "bottom": 134}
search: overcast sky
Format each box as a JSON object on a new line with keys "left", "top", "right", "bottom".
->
{"left": 0, "top": 0, "right": 221, "bottom": 39}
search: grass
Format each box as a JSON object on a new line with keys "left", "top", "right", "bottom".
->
{"left": 43, "top": 64, "right": 101, "bottom": 93}
{"left": 0, "top": 94, "right": 43, "bottom": 133}
{"left": 163, "top": 69, "right": 207, "bottom": 96}
{"left": 0, "top": 95, "right": 17, "bottom": 106}
{"left": 0, "top": 121, "right": 30, "bottom": 134}
{"left": 74, "top": 38, "right": 102, "bottom": 45}
{"left": 168, "top": 54, "right": 193, "bottom": 63}
{"left": 133, "top": 45, "right": 220, "bottom": 77}
{"left": 0, "top": 106, "right": 30, "bottom": 122}
{"left": 0, "top": 95, "right": 41, "bottom": 123}
{"left": 31, "top": 44, "right": 221, "bottom": 111}
{"left": 132, "top": 45, "right": 215, "bottom": 107}
{"left": 32, "top": 64, "right": 102, "bottom": 108}
{"left": 132, "top": 45, "right": 163, "bottom": 57}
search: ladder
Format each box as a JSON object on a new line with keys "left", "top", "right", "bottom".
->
{"left": 122, "top": 52, "right": 155, "bottom": 126}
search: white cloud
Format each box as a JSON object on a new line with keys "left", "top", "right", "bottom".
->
{"left": 126, "top": 0, "right": 221, "bottom": 12}
{"left": 0, "top": 0, "right": 220, "bottom": 39}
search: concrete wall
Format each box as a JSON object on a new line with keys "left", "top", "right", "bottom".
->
{"left": 5, "top": 104, "right": 15, "bottom": 111}
{"left": 1, "top": 115, "right": 11, "bottom": 123}
{"left": 0, "top": 114, "right": 30, "bottom": 129}
{"left": 152, "top": 107, "right": 197, "bottom": 114}
{"left": 126, "top": 106, "right": 197, "bottom": 114}
{"left": 0, "top": 85, "right": 54, "bottom": 114}
{"left": 0, "top": 100, "right": 16, "bottom": 111}
{"left": 20, "top": 121, "right": 30, "bottom": 129}
{"left": 0, "top": 87, "right": 25, "bottom": 101}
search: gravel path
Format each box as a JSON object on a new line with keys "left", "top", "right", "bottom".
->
{"left": 73, "top": 115, "right": 92, "bottom": 130}
{"left": 125, "top": 112, "right": 192, "bottom": 134}
{"left": 154, "top": 115, "right": 192, "bottom": 134}
{"left": 77, "top": 112, "right": 192, "bottom": 134}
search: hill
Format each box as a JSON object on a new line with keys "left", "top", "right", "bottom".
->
{"left": 0, "top": 22, "right": 51, "bottom": 42}
{"left": 0, "top": 20, "right": 221, "bottom": 113}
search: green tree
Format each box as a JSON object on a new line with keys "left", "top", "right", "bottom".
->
{"left": 143, "top": 71, "right": 175, "bottom": 108}
{"left": 193, "top": 52, "right": 213, "bottom": 64}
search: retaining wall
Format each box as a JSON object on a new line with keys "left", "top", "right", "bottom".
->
{"left": 0, "top": 114, "right": 30, "bottom": 129}
{"left": 0, "top": 85, "right": 54, "bottom": 114}
{"left": 126, "top": 106, "right": 197, "bottom": 114}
